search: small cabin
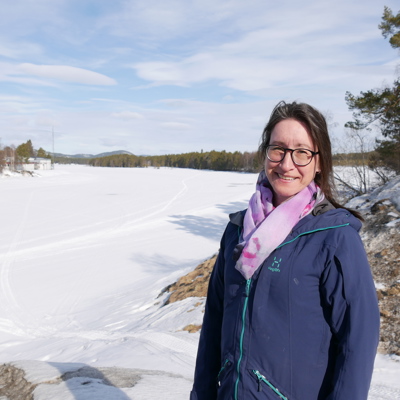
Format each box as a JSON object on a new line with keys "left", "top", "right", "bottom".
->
{"left": 23, "top": 157, "right": 52, "bottom": 171}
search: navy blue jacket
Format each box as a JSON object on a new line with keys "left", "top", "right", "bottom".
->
{"left": 191, "top": 207, "right": 380, "bottom": 400}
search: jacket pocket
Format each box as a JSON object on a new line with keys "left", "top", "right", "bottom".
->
{"left": 217, "top": 358, "right": 232, "bottom": 387}
{"left": 251, "top": 369, "right": 289, "bottom": 400}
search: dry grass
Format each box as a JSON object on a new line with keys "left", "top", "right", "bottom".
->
{"left": 161, "top": 254, "right": 217, "bottom": 305}
{"left": 182, "top": 324, "right": 202, "bottom": 333}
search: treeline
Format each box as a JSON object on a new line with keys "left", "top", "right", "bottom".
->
{"left": 332, "top": 151, "right": 377, "bottom": 166}
{"left": 89, "top": 150, "right": 260, "bottom": 172}
{"left": 54, "top": 156, "right": 90, "bottom": 165}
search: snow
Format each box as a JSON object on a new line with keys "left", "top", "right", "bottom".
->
{"left": 0, "top": 165, "right": 399, "bottom": 399}
{"left": 386, "top": 218, "right": 400, "bottom": 227}
{"left": 345, "top": 175, "right": 400, "bottom": 212}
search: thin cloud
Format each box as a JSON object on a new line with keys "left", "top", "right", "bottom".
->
{"left": 0, "top": 39, "right": 43, "bottom": 59}
{"left": 16, "top": 64, "right": 117, "bottom": 86}
{"left": 111, "top": 111, "right": 144, "bottom": 120}
{"left": 160, "top": 122, "right": 191, "bottom": 130}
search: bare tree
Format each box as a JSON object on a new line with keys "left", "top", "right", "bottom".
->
{"left": 333, "top": 128, "right": 375, "bottom": 198}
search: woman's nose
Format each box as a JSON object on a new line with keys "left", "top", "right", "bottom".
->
{"left": 279, "top": 151, "right": 295, "bottom": 170}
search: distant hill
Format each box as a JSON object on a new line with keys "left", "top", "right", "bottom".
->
{"left": 53, "top": 150, "right": 134, "bottom": 159}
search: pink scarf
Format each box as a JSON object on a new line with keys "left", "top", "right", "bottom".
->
{"left": 235, "top": 171, "right": 323, "bottom": 280}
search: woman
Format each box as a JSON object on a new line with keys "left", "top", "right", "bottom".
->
{"left": 190, "top": 101, "right": 380, "bottom": 400}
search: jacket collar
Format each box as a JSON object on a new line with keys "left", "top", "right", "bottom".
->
{"left": 229, "top": 210, "right": 246, "bottom": 227}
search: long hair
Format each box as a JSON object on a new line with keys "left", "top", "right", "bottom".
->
{"left": 258, "top": 101, "right": 362, "bottom": 220}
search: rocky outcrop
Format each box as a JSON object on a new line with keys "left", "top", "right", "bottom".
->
{"left": 0, "top": 361, "right": 188, "bottom": 400}
{"left": 0, "top": 363, "right": 35, "bottom": 400}
{"left": 361, "top": 199, "right": 400, "bottom": 356}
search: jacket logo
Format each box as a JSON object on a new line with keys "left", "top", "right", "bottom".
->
{"left": 268, "top": 257, "right": 282, "bottom": 272}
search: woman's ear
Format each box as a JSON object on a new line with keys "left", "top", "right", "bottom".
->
{"left": 315, "top": 156, "right": 321, "bottom": 174}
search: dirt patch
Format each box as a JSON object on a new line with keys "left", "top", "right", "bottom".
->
{"left": 182, "top": 324, "right": 202, "bottom": 333}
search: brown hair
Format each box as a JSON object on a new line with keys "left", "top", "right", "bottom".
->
{"left": 258, "top": 101, "right": 362, "bottom": 220}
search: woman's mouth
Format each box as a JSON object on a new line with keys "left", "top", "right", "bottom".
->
{"left": 277, "top": 174, "right": 296, "bottom": 181}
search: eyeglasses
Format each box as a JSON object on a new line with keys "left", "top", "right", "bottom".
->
{"left": 266, "top": 145, "right": 319, "bottom": 166}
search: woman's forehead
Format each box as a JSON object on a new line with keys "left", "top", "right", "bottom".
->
{"left": 270, "top": 119, "right": 315, "bottom": 148}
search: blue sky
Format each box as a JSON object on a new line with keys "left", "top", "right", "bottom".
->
{"left": 0, "top": 0, "right": 398, "bottom": 156}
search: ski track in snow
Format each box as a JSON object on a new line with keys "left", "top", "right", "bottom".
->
{"left": 0, "top": 191, "right": 36, "bottom": 337}
{"left": 368, "top": 384, "right": 400, "bottom": 399}
{"left": 0, "top": 167, "right": 231, "bottom": 351}
{"left": 0, "top": 173, "right": 198, "bottom": 263}
{"left": 0, "top": 170, "right": 199, "bottom": 334}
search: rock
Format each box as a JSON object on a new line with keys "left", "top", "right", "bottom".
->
{"left": 371, "top": 199, "right": 392, "bottom": 214}
{"left": 0, "top": 361, "right": 189, "bottom": 400}
{"left": 362, "top": 198, "right": 400, "bottom": 356}
{"left": 0, "top": 363, "right": 34, "bottom": 400}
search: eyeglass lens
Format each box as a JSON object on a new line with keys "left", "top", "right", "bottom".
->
{"left": 267, "top": 146, "right": 313, "bottom": 166}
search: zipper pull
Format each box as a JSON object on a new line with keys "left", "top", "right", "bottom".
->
{"left": 257, "top": 376, "right": 262, "bottom": 392}
{"left": 245, "top": 279, "right": 251, "bottom": 297}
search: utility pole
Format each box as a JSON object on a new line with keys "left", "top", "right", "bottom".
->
{"left": 52, "top": 126, "right": 55, "bottom": 169}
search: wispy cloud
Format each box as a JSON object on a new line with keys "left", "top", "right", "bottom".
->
{"left": 111, "top": 111, "right": 144, "bottom": 119}
{"left": 16, "top": 64, "right": 117, "bottom": 85}
{"left": 0, "top": 39, "right": 43, "bottom": 59}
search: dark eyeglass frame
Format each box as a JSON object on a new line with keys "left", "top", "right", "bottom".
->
{"left": 266, "top": 145, "right": 319, "bottom": 166}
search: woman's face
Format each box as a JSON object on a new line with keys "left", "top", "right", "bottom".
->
{"left": 265, "top": 118, "right": 320, "bottom": 207}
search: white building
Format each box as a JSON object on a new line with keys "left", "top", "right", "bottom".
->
{"left": 23, "top": 157, "right": 52, "bottom": 171}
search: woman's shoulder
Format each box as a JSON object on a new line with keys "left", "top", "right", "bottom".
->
{"left": 307, "top": 208, "right": 366, "bottom": 259}
{"left": 228, "top": 209, "right": 246, "bottom": 227}
{"left": 317, "top": 207, "right": 362, "bottom": 232}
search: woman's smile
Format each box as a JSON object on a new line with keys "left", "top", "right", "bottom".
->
{"left": 265, "top": 118, "right": 320, "bottom": 206}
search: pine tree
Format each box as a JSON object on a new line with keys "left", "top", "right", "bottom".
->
{"left": 345, "top": 7, "right": 400, "bottom": 173}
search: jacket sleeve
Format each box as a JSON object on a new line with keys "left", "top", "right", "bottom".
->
{"left": 190, "top": 227, "right": 227, "bottom": 400}
{"left": 320, "top": 227, "right": 380, "bottom": 400}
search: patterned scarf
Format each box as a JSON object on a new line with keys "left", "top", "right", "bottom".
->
{"left": 234, "top": 171, "right": 323, "bottom": 280}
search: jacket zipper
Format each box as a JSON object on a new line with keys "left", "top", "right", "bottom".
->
{"left": 252, "top": 370, "right": 288, "bottom": 400}
{"left": 229, "top": 223, "right": 347, "bottom": 398}
{"left": 276, "top": 223, "right": 350, "bottom": 249}
{"left": 217, "top": 358, "right": 231, "bottom": 386}
{"left": 234, "top": 278, "right": 251, "bottom": 400}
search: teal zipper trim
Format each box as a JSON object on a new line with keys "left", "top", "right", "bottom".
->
{"left": 217, "top": 359, "right": 230, "bottom": 386}
{"left": 234, "top": 278, "right": 251, "bottom": 400}
{"left": 277, "top": 223, "right": 350, "bottom": 249}
{"left": 253, "top": 370, "right": 288, "bottom": 400}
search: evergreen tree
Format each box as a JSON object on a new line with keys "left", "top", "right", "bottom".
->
{"left": 37, "top": 147, "right": 50, "bottom": 158}
{"left": 345, "top": 7, "right": 400, "bottom": 173}
{"left": 16, "top": 141, "right": 31, "bottom": 162}
{"left": 26, "top": 140, "right": 34, "bottom": 157}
